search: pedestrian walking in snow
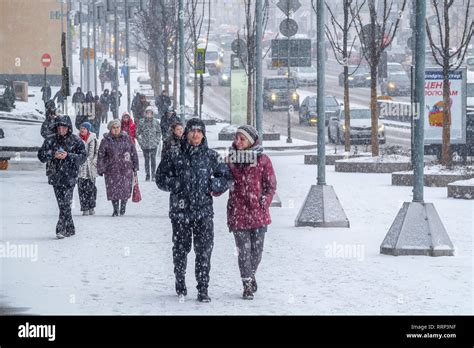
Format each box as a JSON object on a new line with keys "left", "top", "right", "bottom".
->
{"left": 110, "top": 89, "right": 122, "bottom": 120}
{"left": 92, "top": 95, "right": 103, "bottom": 137}
{"left": 41, "top": 81, "right": 52, "bottom": 106}
{"left": 72, "top": 87, "right": 85, "bottom": 104}
{"left": 136, "top": 107, "right": 161, "bottom": 181}
{"left": 156, "top": 118, "right": 232, "bottom": 302}
{"left": 40, "top": 100, "right": 58, "bottom": 139}
{"left": 37, "top": 115, "right": 87, "bottom": 239}
{"left": 155, "top": 90, "right": 171, "bottom": 118}
{"left": 226, "top": 125, "right": 277, "bottom": 300}
{"left": 134, "top": 94, "right": 150, "bottom": 123}
{"left": 97, "top": 119, "right": 139, "bottom": 217}
{"left": 99, "top": 89, "right": 111, "bottom": 124}
{"left": 121, "top": 111, "right": 136, "bottom": 145}
{"left": 160, "top": 106, "right": 180, "bottom": 141}
{"left": 161, "top": 121, "right": 183, "bottom": 160}
{"left": 78, "top": 122, "right": 99, "bottom": 216}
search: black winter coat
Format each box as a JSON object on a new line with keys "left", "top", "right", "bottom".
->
{"left": 160, "top": 112, "right": 180, "bottom": 140}
{"left": 156, "top": 139, "right": 231, "bottom": 222}
{"left": 37, "top": 115, "right": 87, "bottom": 187}
{"left": 41, "top": 115, "right": 57, "bottom": 139}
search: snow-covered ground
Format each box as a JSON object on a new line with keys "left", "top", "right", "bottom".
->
{"left": 1, "top": 153, "right": 472, "bottom": 315}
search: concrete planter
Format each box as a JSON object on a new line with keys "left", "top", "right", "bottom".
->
{"left": 447, "top": 180, "right": 474, "bottom": 199}
{"left": 304, "top": 154, "right": 365, "bottom": 166}
{"left": 392, "top": 172, "right": 474, "bottom": 187}
{"left": 218, "top": 131, "right": 281, "bottom": 141}
{"left": 335, "top": 158, "right": 412, "bottom": 173}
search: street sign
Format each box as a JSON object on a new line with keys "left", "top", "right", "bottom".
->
{"left": 41, "top": 53, "right": 52, "bottom": 68}
{"left": 196, "top": 48, "right": 206, "bottom": 74}
{"left": 276, "top": 0, "right": 301, "bottom": 16}
{"left": 231, "top": 39, "right": 246, "bottom": 55}
{"left": 271, "top": 39, "right": 311, "bottom": 67}
{"left": 279, "top": 18, "right": 298, "bottom": 37}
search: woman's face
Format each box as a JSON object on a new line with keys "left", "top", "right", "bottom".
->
{"left": 173, "top": 125, "right": 184, "bottom": 138}
{"left": 123, "top": 114, "right": 129, "bottom": 122}
{"left": 111, "top": 124, "right": 121, "bottom": 136}
{"left": 79, "top": 127, "right": 89, "bottom": 136}
{"left": 234, "top": 133, "right": 251, "bottom": 150}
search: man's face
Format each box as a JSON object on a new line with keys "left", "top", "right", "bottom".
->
{"left": 57, "top": 126, "right": 68, "bottom": 136}
{"left": 187, "top": 129, "right": 203, "bottom": 146}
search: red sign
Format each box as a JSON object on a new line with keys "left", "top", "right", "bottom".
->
{"left": 41, "top": 53, "right": 51, "bottom": 68}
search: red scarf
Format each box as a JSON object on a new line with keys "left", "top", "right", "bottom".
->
{"left": 80, "top": 132, "right": 90, "bottom": 142}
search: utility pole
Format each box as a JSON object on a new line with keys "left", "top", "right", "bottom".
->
{"left": 255, "top": 0, "right": 263, "bottom": 141}
{"left": 67, "top": 0, "right": 73, "bottom": 87}
{"left": 125, "top": 0, "right": 131, "bottom": 112}
{"left": 87, "top": 0, "right": 91, "bottom": 92}
{"left": 80, "top": 1, "right": 83, "bottom": 89}
{"left": 316, "top": 0, "right": 325, "bottom": 185}
{"left": 179, "top": 0, "right": 185, "bottom": 124}
{"left": 93, "top": 0, "right": 98, "bottom": 96}
{"left": 286, "top": 9, "right": 292, "bottom": 143}
{"left": 113, "top": 0, "right": 119, "bottom": 116}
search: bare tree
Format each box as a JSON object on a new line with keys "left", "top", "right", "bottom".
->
{"left": 426, "top": 0, "right": 473, "bottom": 166}
{"left": 351, "top": 0, "right": 407, "bottom": 156}
{"left": 131, "top": 0, "right": 163, "bottom": 96}
{"left": 237, "top": 0, "right": 271, "bottom": 125}
{"left": 320, "top": 0, "right": 360, "bottom": 152}
{"left": 159, "top": 0, "right": 178, "bottom": 96}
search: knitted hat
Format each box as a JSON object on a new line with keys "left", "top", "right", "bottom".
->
{"left": 107, "top": 119, "right": 121, "bottom": 130}
{"left": 80, "top": 122, "right": 92, "bottom": 132}
{"left": 185, "top": 118, "right": 206, "bottom": 137}
{"left": 236, "top": 125, "right": 259, "bottom": 145}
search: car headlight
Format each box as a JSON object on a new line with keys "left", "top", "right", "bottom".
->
{"left": 342, "top": 124, "right": 346, "bottom": 131}
{"left": 348, "top": 76, "right": 354, "bottom": 80}
{"left": 216, "top": 60, "right": 222, "bottom": 67}
{"left": 271, "top": 93, "right": 277, "bottom": 101}
{"left": 378, "top": 124, "right": 385, "bottom": 133}
{"left": 388, "top": 82, "right": 396, "bottom": 89}
{"left": 366, "top": 76, "right": 371, "bottom": 80}
{"left": 221, "top": 75, "right": 228, "bottom": 80}
{"left": 292, "top": 92, "right": 298, "bottom": 101}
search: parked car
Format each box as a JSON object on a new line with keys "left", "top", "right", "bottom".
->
{"left": 328, "top": 106, "right": 386, "bottom": 145}
{"left": 293, "top": 66, "right": 318, "bottom": 87}
{"left": 187, "top": 71, "right": 212, "bottom": 86}
{"left": 263, "top": 76, "right": 299, "bottom": 111}
{"left": 218, "top": 67, "right": 231, "bottom": 86}
{"left": 338, "top": 65, "right": 371, "bottom": 87}
{"left": 299, "top": 95, "right": 342, "bottom": 126}
{"left": 137, "top": 74, "right": 151, "bottom": 85}
{"left": 381, "top": 73, "right": 411, "bottom": 96}
{"left": 219, "top": 33, "right": 234, "bottom": 50}
{"left": 387, "top": 62, "right": 408, "bottom": 76}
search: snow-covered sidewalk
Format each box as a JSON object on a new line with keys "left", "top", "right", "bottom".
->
{"left": 1, "top": 153, "right": 472, "bottom": 315}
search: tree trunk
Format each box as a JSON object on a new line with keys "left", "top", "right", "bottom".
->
{"left": 247, "top": 70, "right": 253, "bottom": 125}
{"left": 194, "top": 71, "right": 198, "bottom": 116}
{"left": 344, "top": 64, "right": 351, "bottom": 152}
{"left": 173, "top": 36, "right": 178, "bottom": 109}
{"left": 441, "top": 67, "right": 452, "bottom": 166}
{"left": 370, "top": 64, "right": 379, "bottom": 156}
{"left": 163, "top": 49, "right": 170, "bottom": 95}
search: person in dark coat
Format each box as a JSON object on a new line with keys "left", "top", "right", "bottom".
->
{"left": 134, "top": 94, "right": 150, "bottom": 123}
{"left": 110, "top": 89, "right": 122, "bottom": 120}
{"left": 91, "top": 95, "right": 103, "bottom": 137}
{"left": 161, "top": 121, "right": 183, "bottom": 160}
{"left": 40, "top": 100, "right": 58, "bottom": 139}
{"left": 41, "top": 81, "right": 52, "bottom": 105}
{"left": 37, "top": 115, "right": 87, "bottom": 239}
{"left": 226, "top": 125, "right": 277, "bottom": 300}
{"left": 75, "top": 91, "right": 95, "bottom": 131}
{"left": 155, "top": 90, "right": 171, "bottom": 118}
{"left": 131, "top": 91, "right": 140, "bottom": 119}
{"left": 97, "top": 119, "right": 139, "bottom": 216}
{"left": 136, "top": 107, "right": 161, "bottom": 181}
{"left": 160, "top": 107, "right": 180, "bottom": 141}
{"left": 72, "top": 87, "right": 85, "bottom": 104}
{"left": 78, "top": 122, "right": 99, "bottom": 215}
{"left": 99, "top": 89, "right": 111, "bottom": 124}
{"left": 156, "top": 118, "right": 232, "bottom": 302}
{"left": 52, "top": 89, "right": 65, "bottom": 112}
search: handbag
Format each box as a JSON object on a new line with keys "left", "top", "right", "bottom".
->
{"left": 132, "top": 173, "right": 142, "bottom": 203}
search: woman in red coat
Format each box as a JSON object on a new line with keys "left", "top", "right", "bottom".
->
{"left": 121, "top": 112, "right": 136, "bottom": 144}
{"left": 226, "top": 125, "right": 277, "bottom": 300}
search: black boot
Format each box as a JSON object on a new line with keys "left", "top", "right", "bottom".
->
{"left": 112, "top": 201, "right": 119, "bottom": 217}
{"left": 120, "top": 200, "right": 127, "bottom": 216}
{"left": 197, "top": 288, "right": 211, "bottom": 303}
{"left": 251, "top": 275, "right": 258, "bottom": 293}
{"left": 242, "top": 279, "right": 254, "bottom": 300}
{"left": 175, "top": 278, "right": 187, "bottom": 296}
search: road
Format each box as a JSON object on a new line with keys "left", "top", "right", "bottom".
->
{"left": 190, "top": 51, "right": 411, "bottom": 147}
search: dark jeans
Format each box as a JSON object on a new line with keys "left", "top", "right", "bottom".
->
{"left": 143, "top": 148, "right": 157, "bottom": 178}
{"left": 53, "top": 185, "right": 75, "bottom": 236}
{"left": 78, "top": 178, "right": 97, "bottom": 211}
{"left": 233, "top": 227, "right": 266, "bottom": 280}
{"left": 172, "top": 218, "right": 214, "bottom": 291}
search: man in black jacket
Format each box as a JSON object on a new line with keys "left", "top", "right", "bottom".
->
{"left": 160, "top": 107, "right": 180, "bottom": 141}
{"left": 38, "top": 115, "right": 87, "bottom": 239}
{"left": 156, "top": 118, "right": 231, "bottom": 302}
{"left": 155, "top": 90, "right": 171, "bottom": 118}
